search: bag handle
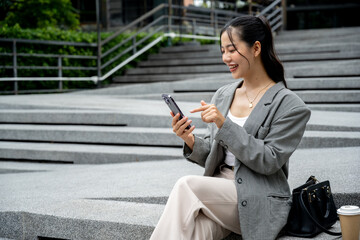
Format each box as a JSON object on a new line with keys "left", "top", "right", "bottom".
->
{"left": 299, "top": 189, "right": 342, "bottom": 236}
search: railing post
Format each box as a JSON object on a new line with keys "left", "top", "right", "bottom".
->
{"left": 58, "top": 56, "right": 63, "bottom": 91}
{"left": 192, "top": 19, "right": 196, "bottom": 35}
{"left": 214, "top": 12, "right": 218, "bottom": 36}
{"left": 211, "top": 0, "right": 215, "bottom": 35}
{"left": 281, "top": 0, "right": 287, "bottom": 30}
{"left": 96, "top": 0, "right": 102, "bottom": 87}
{"left": 167, "top": 0, "right": 172, "bottom": 46}
{"left": 168, "top": 0, "right": 172, "bottom": 33}
{"left": 12, "top": 40, "right": 18, "bottom": 95}
{"left": 133, "top": 37, "right": 136, "bottom": 54}
{"left": 248, "top": 0, "right": 253, "bottom": 15}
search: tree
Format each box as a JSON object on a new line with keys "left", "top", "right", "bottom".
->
{"left": 2, "top": 0, "right": 80, "bottom": 29}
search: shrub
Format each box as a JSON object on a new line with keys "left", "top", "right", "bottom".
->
{"left": 2, "top": 0, "right": 80, "bottom": 30}
{"left": 0, "top": 25, "right": 168, "bottom": 92}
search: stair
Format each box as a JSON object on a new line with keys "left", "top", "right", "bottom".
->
{"left": 1, "top": 27, "right": 360, "bottom": 240}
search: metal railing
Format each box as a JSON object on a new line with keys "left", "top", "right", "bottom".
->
{"left": 256, "top": 0, "right": 283, "bottom": 31}
{"left": 0, "top": 0, "right": 284, "bottom": 94}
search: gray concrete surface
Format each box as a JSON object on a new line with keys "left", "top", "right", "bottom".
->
{"left": 0, "top": 146, "right": 358, "bottom": 239}
{"left": 107, "top": 90, "right": 360, "bottom": 103}
{"left": 1, "top": 125, "right": 360, "bottom": 149}
{"left": 0, "top": 141, "right": 183, "bottom": 164}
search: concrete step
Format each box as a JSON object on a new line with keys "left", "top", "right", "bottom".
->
{"left": 276, "top": 42, "right": 360, "bottom": 54}
{"left": 307, "top": 104, "right": 360, "bottom": 112}
{"left": 0, "top": 110, "right": 205, "bottom": 128}
{"left": 82, "top": 76, "right": 360, "bottom": 96}
{"left": 140, "top": 50, "right": 360, "bottom": 67}
{"left": 1, "top": 124, "right": 359, "bottom": 149}
{"left": 0, "top": 204, "right": 343, "bottom": 240}
{"left": 275, "top": 27, "right": 360, "bottom": 42}
{"left": 113, "top": 73, "right": 215, "bottom": 83}
{"left": 148, "top": 51, "right": 219, "bottom": 60}
{"left": 138, "top": 57, "right": 223, "bottom": 67}
{"left": 119, "top": 59, "right": 360, "bottom": 82}
{"left": 307, "top": 110, "right": 360, "bottom": 131}
{"left": 147, "top": 41, "right": 359, "bottom": 63}
{"left": 0, "top": 141, "right": 183, "bottom": 164}
{"left": 0, "top": 146, "right": 359, "bottom": 239}
{"left": 299, "top": 131, "right": 360, "bottom": 148}
{"left": 0, "top": 125, "right": 188, "bottom": 147}
{"left": 125, "top": 90, "right": 360, "bottom": 103}
{"left": 284, "top": 59, "right": 360, "bottom": 78}
{"left": 168, "top": 77, "right": 360, "bottom": 92}
{"left": 126, "top": 64, "right": 228, "bottom": 75}
{"left": 1, "top": 109, "right": 360, "bottom": 131}
{"left": 295, "top": 90, "right": 360, "bottom": 103}
{"left": 279, "top": 50, "right": 360, "bottom": 62}
{"left": 159, "top": 44, "right": 217, "bottom": 53}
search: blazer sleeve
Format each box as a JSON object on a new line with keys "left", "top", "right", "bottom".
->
{"left": 182, "top": 86, "right": 227, "bottom": 167}
{"left": 183, "top": 133, "right": 210, "bottom": 167}
{"left": 215, "top": 104, "right": 311, "bottom": 175}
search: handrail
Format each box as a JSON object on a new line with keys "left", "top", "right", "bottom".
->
{"left": 101, "top": 25, "right": 166, "bottom": 70}
{"left": 256, "top": 0, "right": 283, "bottom": 31}
{"left": 0, "top": 1, "right": 284, "bottom": 94}
{"left": 102, "top": 15, "right": 167, "bottom": 58}
{"left": 0, "top": 52, "right": 97, "bottom": 59}
{"left": 258, "top": 0, "right": 281, "bottom": 16}
{"left": 100, "top": 32, "right": 218, "bottom": 81}
{"left": 101, "top": 3, "right": 168, "bottom": 45}
{"left": 0, "top": 38, "right": 96, "bottom": 47}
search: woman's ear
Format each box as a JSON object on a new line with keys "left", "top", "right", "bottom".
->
{"left": 253, "top": 41, "right": 261, "bottom": 57}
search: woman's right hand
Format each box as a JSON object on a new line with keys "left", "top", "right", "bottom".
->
{"left": 171, "top": 112, "right": 195, "bottom": 150}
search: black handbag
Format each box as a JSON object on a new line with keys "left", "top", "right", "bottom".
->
{"left": 286, "top": 176, "right": 342, "bottom": 237}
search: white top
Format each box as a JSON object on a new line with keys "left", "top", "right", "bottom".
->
{"left": 224, "top": 110, "right": 248, "bottom": 166}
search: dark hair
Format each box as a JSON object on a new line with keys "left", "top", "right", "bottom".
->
{"left": 220, "top": 15, "right": 287, "bottom": 87}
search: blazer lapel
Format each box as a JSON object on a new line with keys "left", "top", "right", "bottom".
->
{"left": 243, "top": 82, "right": 285, "bottom": 136}
{"left": 217, "top": 81, "right": 243, "bottom": 117}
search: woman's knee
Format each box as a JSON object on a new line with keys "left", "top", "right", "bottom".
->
{"left": 174, "top": 175, "right": 204, "bottom": 195}
{"left": 175, "top": 175, "right": 197, "bottom": 189}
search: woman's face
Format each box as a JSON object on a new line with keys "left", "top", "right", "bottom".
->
{"left": 220, "top": 30, "right": 253, "bottom": 79}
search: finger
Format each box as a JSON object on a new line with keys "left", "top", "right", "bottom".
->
{"left": 171, "top": 113, "right": 180, "bottom": 127}
{"left": 190, "top": 105, "right": 209, "bottom": 113}
{"left": 173, "top": 116, "right": 188, "bottom": 132}
{"left": 170, "top": 111, "right": 174, "bottom": 117}
{"left": 202, "top": 108, "right": 218, "bottom": 123}
{"left": 190, "top": 100, "right": 210, "bottom": 113}
{"left": 201, "top": 105, "right": 216, "bottom": 118}
{"left": 184, "top": 125, "right": 196, "bottom": 135}
{"left": 177, "top": 119, "right": 192, "bottom": 134}
{"left": 189, "top": 125, "right": 196, "bottom": 132}
{"left": 201, "top": 105, "right": 215, "bottom": 116}
{"left": 201, "top": 112, "right": 214, "bottom": 123}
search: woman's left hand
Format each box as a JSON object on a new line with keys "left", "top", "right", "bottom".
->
{"left": 190, "top": 100, "right": 226, "bottom": 129}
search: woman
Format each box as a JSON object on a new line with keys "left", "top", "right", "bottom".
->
{"left": 150, "top": 15, "right": 311, "bottom": 240}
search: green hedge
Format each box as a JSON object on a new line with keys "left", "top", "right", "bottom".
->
{"left": 0, "top": 25, "right": 216, "bottom": 93}
{"left": 0, "top": 24, "right": 168, "bottom": 92}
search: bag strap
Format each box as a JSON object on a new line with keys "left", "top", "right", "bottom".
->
{"left": 299, "top": 189, "right": 342, "bottom": 236}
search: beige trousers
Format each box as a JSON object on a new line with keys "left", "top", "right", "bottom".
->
{"left": 150, "top": 166, "right": 241, "bottom": 240}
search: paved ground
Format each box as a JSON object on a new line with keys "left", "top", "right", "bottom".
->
{"left": 0, "top": 146, "right": 358, "bottom": 239}
{"left": 0, "top": 89, "right": 359, "bottom": 239}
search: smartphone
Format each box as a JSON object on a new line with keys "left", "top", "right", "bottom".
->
{"left": 162, "top": 94, "right": 191, "bottom": 130}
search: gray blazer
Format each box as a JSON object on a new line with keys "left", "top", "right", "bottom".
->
{"left": 183, "top": 80, "right": 311, "bottom": 240}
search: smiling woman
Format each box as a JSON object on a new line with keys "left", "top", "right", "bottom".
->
{"left": 150, "top": 15, "right": 311, "bottom": 240}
